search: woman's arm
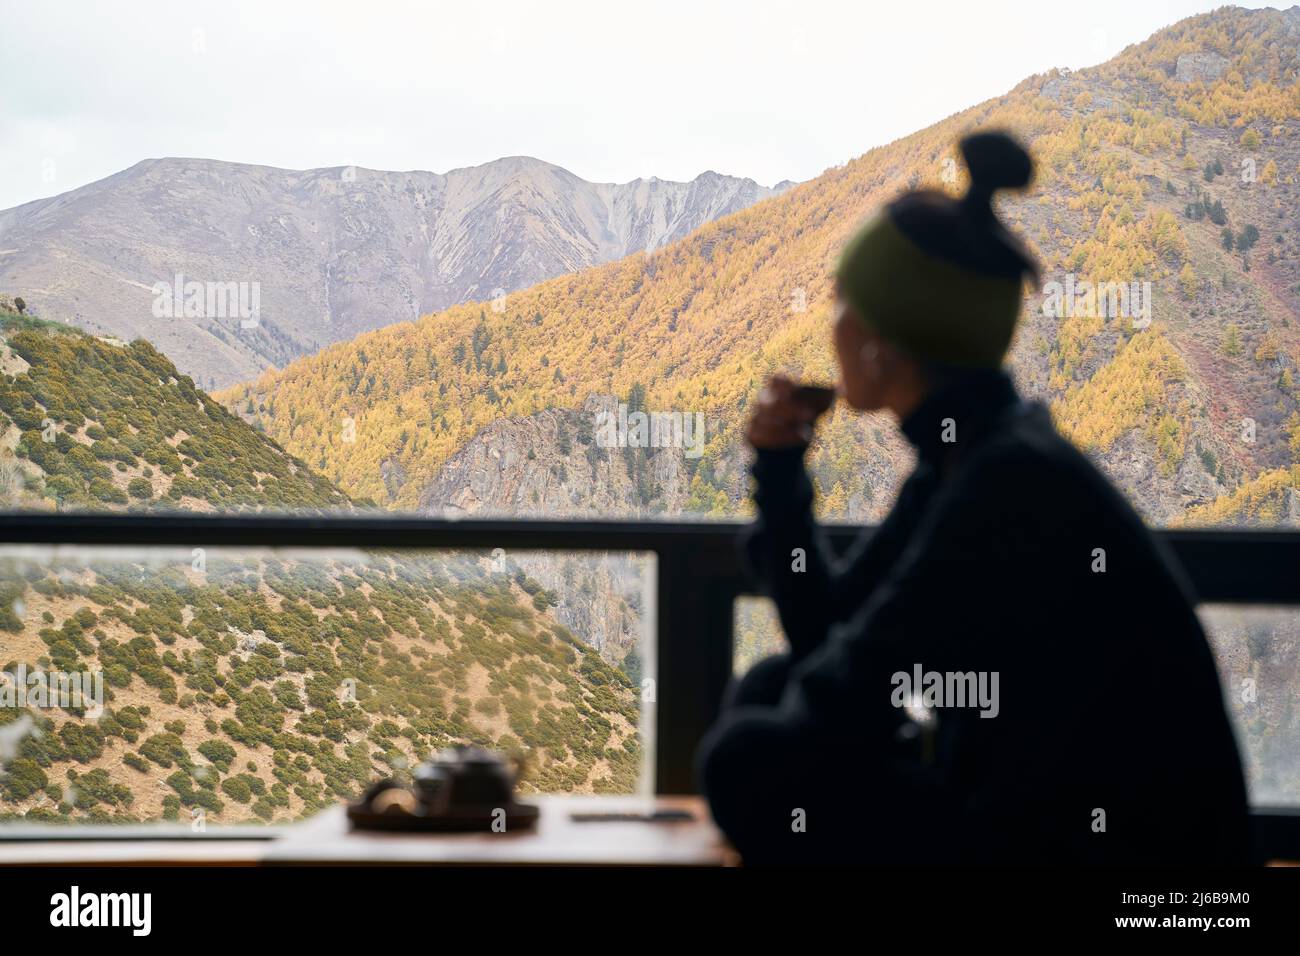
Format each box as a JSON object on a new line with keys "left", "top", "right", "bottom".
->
{"left": 742, "top": 446, "right": 934, "bottom": 660}
{"left": 741, "top": 447, "right": 840, "bottom": 659}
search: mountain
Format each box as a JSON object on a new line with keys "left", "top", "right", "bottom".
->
{"left": 221, "top": 7, "right": 1300, "bottom": 527}
{"left": 212, "top": 11, "right": 1300, "bottom": 801}
{"left": 5, "top": 7, "right": 1300, "bottom": 820}
{"left": 0, "top": 310, "right": 643, "bottom": 822}
{"left": 0, "top": 157, "right": 788, "bottom": 389}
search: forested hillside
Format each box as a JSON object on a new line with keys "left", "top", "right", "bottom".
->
{"left": 221, "top": 7, "right": 1300, "bottom": 527}
{"left": 0, "top": 547, "right": 642, "bottom": 823}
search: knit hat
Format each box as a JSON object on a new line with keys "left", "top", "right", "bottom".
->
{"left": 835, "top": 131, "right": 1038, "bottom": 368}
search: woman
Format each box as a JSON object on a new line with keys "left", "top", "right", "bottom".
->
{"left": 697, "top": 132, "right": 1250, "bottom": 865}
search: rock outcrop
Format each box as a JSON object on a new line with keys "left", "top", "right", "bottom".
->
{"left": 1175, "top": 51, "right": 1230, "bottom": 83}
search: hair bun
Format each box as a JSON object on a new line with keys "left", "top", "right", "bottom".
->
{"left": 959, "top": 131, "right": 1033, "bottom": 216}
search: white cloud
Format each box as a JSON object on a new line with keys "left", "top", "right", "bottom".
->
{"left": 0, "top": 0, "right": 1275, "bottom": 209}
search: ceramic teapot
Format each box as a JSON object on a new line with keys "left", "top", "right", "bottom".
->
{"left": 413, "top": 745, "right": 520, "bottom": 810}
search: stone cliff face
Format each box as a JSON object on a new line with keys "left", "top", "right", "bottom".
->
{"left": 418, "top": 395, "right": 709, "bottom": 518}
{"left": 1175, "top": 51, "right": 1230, "bottom": 84}
{"left": 0, "top": 157, "right": 788, "bottom": 388}
{"left": 511, "top": 551, "right": 650, "bottom": 667}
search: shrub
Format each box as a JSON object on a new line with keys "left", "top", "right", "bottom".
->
{"left": 273, "top": 679, "right": 304, "bottom": 711}
{"left": 72, "top": 768, "right": 133, "bottom": 807}
{"left": 58, "top": 723, "right": 105, "bottom": 763}
{"left": 127, "top": 477, "right": 153, "bottom": 499}
{"left": 122, "top": 752, "right": 150, "bottom": 773}
{"left": 88, "top": 478, "right": 128, "bottom": 504}
{"left": 220, "top": 776, "right": 253, "bottom": 803}
{"left": 197, "top": 739, "right": 236, "bottom": 772}
{"left": 139, "top": 732, "right": 189, "bottom": 769}
{"left": 0, "top": 758, "right": 47, "bottom": 799}
{"left": 161, "top": 795, "right": 180, "bottom": 821}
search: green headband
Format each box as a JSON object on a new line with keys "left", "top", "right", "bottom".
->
{"left": 835, "top": 213, "right": 1024, "bottom": 368}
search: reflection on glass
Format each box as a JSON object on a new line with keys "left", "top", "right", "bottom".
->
{"left": 1201, "top": 605, "right": 1299, "bottom": 807}
{"left": 733, "top": 596, "right": 1300, "bottom": 806}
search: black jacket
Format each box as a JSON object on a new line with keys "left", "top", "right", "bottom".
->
{"left": 698, "top": 370, "right": 1251, "bottom": 864}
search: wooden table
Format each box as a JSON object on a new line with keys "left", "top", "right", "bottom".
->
{"left": 266, "top": 796, "right": 727, "bottom": 866}
{"left": 0, "top": 796, "right": 729, "bottom": 867}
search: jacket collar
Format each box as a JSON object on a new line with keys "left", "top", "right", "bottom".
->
{"left": 899, "top": 368, "right": 1020, "bottom": 469}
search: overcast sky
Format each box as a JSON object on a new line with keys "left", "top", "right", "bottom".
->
{"left": 0, "top": 0, "right": 1279, "bottom": 210}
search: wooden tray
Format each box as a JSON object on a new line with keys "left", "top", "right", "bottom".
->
{"left": 346, "top": 799, "right": 540, "bottom": 833}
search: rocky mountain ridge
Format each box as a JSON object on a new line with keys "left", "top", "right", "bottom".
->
{"left": 0, "top": 156, "right": 788, "bottom": 388}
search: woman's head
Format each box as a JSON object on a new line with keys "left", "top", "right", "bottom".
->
{"left": 833, "top": 299, "right": 923, "bottom": 413}
{"left": 833, "top": 131, "right": 1038, "bottom": 413}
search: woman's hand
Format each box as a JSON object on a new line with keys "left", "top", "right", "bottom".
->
{"left": 746, "top": 376, "right": 834, "bottom": 450}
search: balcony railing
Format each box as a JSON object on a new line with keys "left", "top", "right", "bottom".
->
{"left": 1, "top": 512, "right": 1297, "bottom": 859}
